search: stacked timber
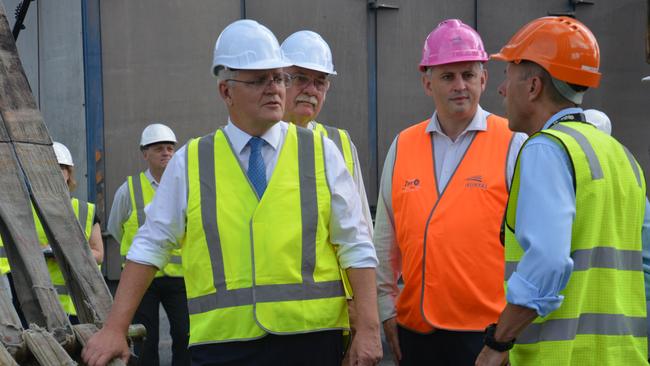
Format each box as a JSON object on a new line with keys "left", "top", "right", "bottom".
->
{"left": 0, "top": 1, "right": 145, "bottom": 364}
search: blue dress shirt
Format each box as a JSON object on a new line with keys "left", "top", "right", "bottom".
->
{"left": 507, "top": 107, "right": 650, "bottom": 316}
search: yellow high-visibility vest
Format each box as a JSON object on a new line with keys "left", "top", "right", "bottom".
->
{"left": 505, "top": 121, "right": 647, "bottom": 365}
{"left": 0, "top": 198, "right": 95, "bottom": 316}
{"left": 121, "top": 172, "right": 183, "bottom": 277}
{"left": 313, "top": 122, "right": 355, "bottom": 176}
{"left": 184, "top": 124, "right": 348, "bottom": 345}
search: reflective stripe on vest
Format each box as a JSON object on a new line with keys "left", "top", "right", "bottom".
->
{"left": 505, "top": 121, "right": 647, "bottom": 365}
{"left": 43, "top": 198, "right": 95, "bottom": 315}
{"left": 0, "top": 199, "right": 96, "bottom": 314}
{"left": 184, "top": 124, "right": 347, "bottom": 345}
{"left": 311, "top": 122, "right": 355, "bottom": 300}
{"left": 313, "top": 122, "right": 355, "bottom": 176}
{"left": 391, "top": 115, "right": 513, "bottom": 332}
{"left": 122, "top": 173, "right": 183, "bottom": 277}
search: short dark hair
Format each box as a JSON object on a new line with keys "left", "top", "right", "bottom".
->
{"left": 518, "top": 61, "right": 584, "bottom": 106}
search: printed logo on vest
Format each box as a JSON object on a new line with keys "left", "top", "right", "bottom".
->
{"left": 402, "top": 178, "right": 420, "bottom": 192}
{"left": 465, "top": 175, "right": 487, "bottom": 190}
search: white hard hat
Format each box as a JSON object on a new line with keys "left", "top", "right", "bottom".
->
{"left": 642, "top": 76, "right": 650, "bottom": 82}
{"left": 52, "top": 141, "right": 74, "bottom": 167}
{"left": 281, "top": 30, "right": 337, "bottom": 75}
{"left": 212, "top": 19, "right": 291, "bottom": 76}
{"left": 140, "top": 123, "right": 177, "bottom": 147}
{"left": 584, "top": 109, "right": 612, "bottom": 136}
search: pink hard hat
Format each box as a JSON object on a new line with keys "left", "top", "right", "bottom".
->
{"left": 419, "top": 19, "right": 488, "bottom": 71}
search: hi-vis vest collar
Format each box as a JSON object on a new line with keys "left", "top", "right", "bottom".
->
{"left": 504, "top": 119, "right": 647, "bottom": 364}
{"left": 123, "top": 173, "right": 183, "bottom": 275}
{"left": 187, "top": 125, "right": 344, "bottom": 314}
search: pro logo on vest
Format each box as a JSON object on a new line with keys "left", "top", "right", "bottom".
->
{"left": 402, "top": 178, "right": 421, "bottom": 192}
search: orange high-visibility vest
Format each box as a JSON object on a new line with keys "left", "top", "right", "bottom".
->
{"left": 391, "top": 115, "right": 513, "bottom": 333}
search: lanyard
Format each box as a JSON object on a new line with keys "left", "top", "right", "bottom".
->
{"left": 549, "top": 112, "right": 588, "bottom": 128}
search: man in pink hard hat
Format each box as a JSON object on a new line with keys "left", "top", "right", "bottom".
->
{"left": 374, "top": 19, "right": 526, "bottom": 365}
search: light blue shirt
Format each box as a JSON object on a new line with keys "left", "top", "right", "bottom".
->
{"left": 507, "top": 107, "right": 650, "bottom": 317}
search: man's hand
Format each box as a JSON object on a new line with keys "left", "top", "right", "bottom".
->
{"left": 344, "top": 327, "right": 383, "bottom": 366}
{"left": 475, "top": 346, "right": 509, "bottom": 366}
{"left": 382, "top": 317, "right": 402, "bottom": 365}
{"left": 82, "top": 262, "right": 159, "bottom": 366}
{"left": 81, "top": 326, "right": 130, "bottom": 366}
{"left": 344, "top": 268, "right": 383, "bottom": 365}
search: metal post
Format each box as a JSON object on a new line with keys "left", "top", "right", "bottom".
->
{"left": 81, "top": 0, "right": 105, "bottom": 222}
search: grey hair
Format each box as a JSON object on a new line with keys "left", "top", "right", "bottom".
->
{"left": 216, "top": 68, "right": 239, "bottom": 83}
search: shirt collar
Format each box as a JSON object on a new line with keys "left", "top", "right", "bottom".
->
{"left": 143, "top": 169, "right": 159, "bottom": 186}
{"left": 225, "top": 117, "right": 284, "bottom": 154}
{"left": 425, "top": 105, "right": 488, "bottom": 136}
{"left": 542, "top": 107, "right": 584, "bottom": 130}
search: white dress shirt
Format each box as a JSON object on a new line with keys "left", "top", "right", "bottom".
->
{"left": 126, "top": 120, "right": 378, "bottom": 270}
{"left": 107, "top": 169, "right": 159, "bottom": 243}
{"left": 306, "top": 121, "right": 374, "bottom": 238}
{"left": 374, "top": 106, "right": 527, "bottom": 322}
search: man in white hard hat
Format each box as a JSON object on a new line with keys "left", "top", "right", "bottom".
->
{"left": 83, "top": 19, "right": 381, "bottom": 366}
{"left": 106, "top": 123, "right": 189, "bottom": 366}
{"left": 281, "top": 30, "right": 374, "bottom": 340}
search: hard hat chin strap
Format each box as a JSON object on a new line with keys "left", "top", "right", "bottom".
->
{"left": 551, "top": 77, "right": 585, "bottom": 105}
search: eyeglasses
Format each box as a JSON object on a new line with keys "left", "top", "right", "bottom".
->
{"left": 289, "top": 74, "right": 330, "bottom": 92}
{"left": 227, "top": 72, "right": 292, "bottom": 89}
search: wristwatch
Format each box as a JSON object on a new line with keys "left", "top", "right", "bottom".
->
{"left": 484, "top": 323, "right": 516, "bottom": 352}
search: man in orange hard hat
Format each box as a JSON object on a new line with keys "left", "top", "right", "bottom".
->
{"left": 374, "top": 19, "right": 525, "bottom": 365}
{"left": 476, "top": 16, "right": 649, "bottom": 366}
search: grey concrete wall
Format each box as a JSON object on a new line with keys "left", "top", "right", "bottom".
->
{"left": 5, "top": 0, "right": 88, "bottom": 200}
{"left": 480, "top": 0, "right": 650, "bottom": 186}
{"left": 375, "top": 0, "right": 476, "bottom": 201}
{"left": 100, "top": 0, "right": 240, "bottom": 213}
{"left": 38, "top": 0, "right": 88, "bottom": 200}
{"left": 578, "top": 0, "right": 650, "bottom": 182}
{"left": 97, "top": 0, "right": 650, "bottom": 210}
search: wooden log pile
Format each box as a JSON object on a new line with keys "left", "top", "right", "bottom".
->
{"left": 0, "top": 1, "right": 144, "bottom": 364}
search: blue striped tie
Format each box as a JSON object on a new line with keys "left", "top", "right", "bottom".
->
{"left": 247, "top": 137, "right": 267, "bottom": 197}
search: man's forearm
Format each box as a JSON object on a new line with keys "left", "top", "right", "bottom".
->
{"left": 103, "top": 261, "right": 157, "bottom": 333}
{"left": 346, "top": 268, "right": 380, "bottom": 332}
{"left": 493, "top": 303, "right": 539, "bottom": 341}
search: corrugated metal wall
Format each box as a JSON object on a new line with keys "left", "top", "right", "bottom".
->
{"left": 14, "top": 0, "right": 650, "bottom": 215}
{"left": 100, "top": 0, "right": 240, "bottom": 216}
{"left": 7, "top": 0, "right": 88, "bottom": 200}
{"left": 99, "top": 0, "right": 650, "bottom": 214}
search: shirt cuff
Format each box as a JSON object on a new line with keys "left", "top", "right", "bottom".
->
{"left": 126, "top": 244, "right": 168, "bottom": 271}
{"left": 506, "top": 272, "right": 564, "bottom": 317}
{"left": 378, "top": 293, "right": 397, "bottom": 323}
{"left": 337, "top": 241, "right": 379, "bottom": 269}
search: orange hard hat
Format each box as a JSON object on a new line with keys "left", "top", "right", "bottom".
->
{"left": 491, "top": 16, "right": 600, "bottom": 88}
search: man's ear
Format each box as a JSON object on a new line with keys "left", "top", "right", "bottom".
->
{"left": 422, "top": 73, "right": 433, "bottom": 97}
{"left": 528, "top": 76, "right": 543, "bottom": 101}
{"left": 219, "top": 81, "right": 233, "bottom": 106}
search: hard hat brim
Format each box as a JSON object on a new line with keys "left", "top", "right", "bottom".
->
{"left": 418, "top": 56, "right": 488, "bottom": 72}
{"left": 141, "top": 140, "right": 177, "bottom": 148}
{"left": 489, "top": 52, "right": 511, "bottom": 62}
{"left": 212, "top": 59, "right": 293, "bottom": 77}
{"left": 291, "top": 62, "right": 337, "bottom": 75}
